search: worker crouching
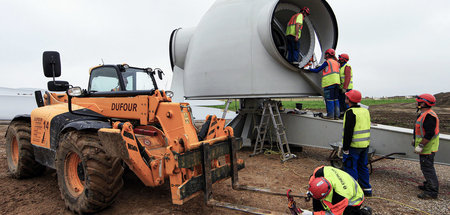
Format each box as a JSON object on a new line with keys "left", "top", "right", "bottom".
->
{"left": 307, "top": 166, "right": 372, "bottom": 215}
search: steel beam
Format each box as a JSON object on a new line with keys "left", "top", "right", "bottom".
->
{"left": 282, "top": 113, "right": 450, "bottom": 165}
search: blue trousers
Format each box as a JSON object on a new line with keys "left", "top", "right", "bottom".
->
{"left": 338, "top": 89, "right": 351, "bottom": 115}
{"left": 323, "top": 84, "right": 340, "bottom": 118}
{"left": 343, "top": 147, "right": 372, "bottom": 194}
{"left": 286, "top": 35, "right": 300, "bottom": 63}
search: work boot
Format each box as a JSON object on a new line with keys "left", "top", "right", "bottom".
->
{"left": 418, "top": 185, "right": 426, "bottom": 191}
{"left": 364, "top": 192, "right": 372, "bottom": 197}
{"left": 360, "top": 206, "right": 372, "bottom": 215}
{"left": 418, "top": 181, "right": 428, "bottom": 191}
{"left": 322, "top": 116, "right": 334, "bottom": 120}
{"left": 417, "top": 192, "right": 437, "bottom": 199}
{"left": 325, "top": 100, "right": 335, "bottom": 119}
{"left": 334, "top": 100, "right": 340, "bottom": 119}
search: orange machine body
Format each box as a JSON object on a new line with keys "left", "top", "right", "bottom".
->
{"left": 31, "top": 88, "right": 239, "bottom": 204}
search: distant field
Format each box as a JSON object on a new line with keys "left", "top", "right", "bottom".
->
{"left": 207, "top": 98, "right": 416, "bottom": 111}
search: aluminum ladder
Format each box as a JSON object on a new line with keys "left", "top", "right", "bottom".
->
{"left": 251, "top": 100, "right": 296, "bottom": 162}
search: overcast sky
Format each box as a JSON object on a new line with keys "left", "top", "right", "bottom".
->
{"left": 1, "top": 0, "right": 449, "bottom": 97}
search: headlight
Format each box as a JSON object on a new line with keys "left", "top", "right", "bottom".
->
{"left": 165, "top": 91, "right": 174, "bottom": 98}
{"left": 67, "top": 87, "right": 82, "bottom": 96}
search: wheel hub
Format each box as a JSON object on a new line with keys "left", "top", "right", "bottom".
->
{"left": 10, "top": 136, "right": 19, "bottom": 167}
{"left": 65, "top": 152, "right": 85, "bottom": 197}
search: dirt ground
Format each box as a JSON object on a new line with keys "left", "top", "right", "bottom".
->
{"left": 1, "top": 93, "right": 449, "bottom": 214}
{"left": 0, "top": 123, "right": 449, "bottom": 215}
{"left": 369, "top": 103, "right": 450, "bottom": 135}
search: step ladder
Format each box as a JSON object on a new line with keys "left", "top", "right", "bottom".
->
{"left": 251, "top": 100, "right": 296, "bottom": 162}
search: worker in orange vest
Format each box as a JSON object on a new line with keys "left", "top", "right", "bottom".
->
{"left": 413, "top": 94, "right": 440, "bottom": 199}
{"left": 306, "top": 49, "right": 341, "bottom": 119}
{"left": 285, "top": 7, "right": 310, "bottom": 65}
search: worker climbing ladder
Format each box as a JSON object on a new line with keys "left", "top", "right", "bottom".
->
{"left": 251, "top": 100, "right": 296, "bottom": 162}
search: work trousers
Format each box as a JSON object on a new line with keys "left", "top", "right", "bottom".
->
{"left": 313, "top": 199, "right": 363, "bottom": 215}
{"left": 323, "top": 84, "right": 340, "bottom": 118}
{"left": 420, "top": 153, "right": 439, "bottom": 196}
{"left": 343, "top": 147, "right": 372, "bottom": 194}
{"left": 338, "top": 89, "right": 351, "bottom": 116}
{"left": 286, "top": 35, "right": 300, "bottom": 63}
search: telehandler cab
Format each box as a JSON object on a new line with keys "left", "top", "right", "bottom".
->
{"left": 6, "top": 51, "right": 246, "bottom": 214}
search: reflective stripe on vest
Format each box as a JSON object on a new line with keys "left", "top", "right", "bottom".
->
{"left": 414, "top": 109, "right": 440, "bottom": 154}
{"left": 322, "top": 59, "right": 340, "bottom": 88}
{"left": 285, "top": 13, "right": 303, "bottom": 36}
{"left": 339, "top": 63, "right": 353, "bottom": 89}
{"left": 321, "top": 166, "right": 365, "bottom": 211}
{"left": 343, "top": 107, "right": 371, "bottom": 148}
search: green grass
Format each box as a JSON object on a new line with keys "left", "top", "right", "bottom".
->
{"left": 207, "top": 98, "right": 415, "bottom": 111}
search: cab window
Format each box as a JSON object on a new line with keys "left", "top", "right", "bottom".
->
{"left": 89, "top": 67, "right": 121, "bottom": 92}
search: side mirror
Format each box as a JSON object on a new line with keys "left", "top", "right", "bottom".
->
{"left": 43, "top": 51, "right": 61, "bottom": 78}
{"left": 155, "top": 68, "right": 164, "bottom": 80}
{"left": 48, "top": 81, "right": 69, "bottom": 91}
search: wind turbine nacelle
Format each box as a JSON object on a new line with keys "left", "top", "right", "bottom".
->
{"left": 170, "top": 0, "right": 338, "bottom": 100}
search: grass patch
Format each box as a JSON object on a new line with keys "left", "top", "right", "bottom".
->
{"left": 206, "top": 98, "right": 415, "bottom": 111}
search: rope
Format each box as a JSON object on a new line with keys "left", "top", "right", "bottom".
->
{"left": 280, "top": 163, "right": 303, "bottom": 178}
{"left": 366, "top": 196, "right": 431, "bottom": 215}
{"left": 264, "top": 149, "right": 280, "bottom": 155}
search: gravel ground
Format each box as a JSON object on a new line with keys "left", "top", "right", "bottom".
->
{"left": 1, "top": 125, "right": 449, "bottom": 214}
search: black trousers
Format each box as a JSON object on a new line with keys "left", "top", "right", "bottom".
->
{"left": 420, "top": 153, "right": 439, "bottom": 196}
{"left": 313, "top": 199, "right": 363, "bottom": 215}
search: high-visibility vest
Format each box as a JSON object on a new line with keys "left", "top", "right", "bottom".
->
{"left": 343, "top": 107, "right": 371, "bottom": 148}
{"left": 285, "top": 13, "right": 303, "bottom": 37}
{"left": 322, "top": 59, "right": 340, "bottom": 88}
{"left": 339, "top": 63, "right": 353, "bottom": 90}
{"left": 415, "top": 109, "right": 440, "bottom": 154}
{"left": 321, "top": 166, "right": 365, "bottom": 211}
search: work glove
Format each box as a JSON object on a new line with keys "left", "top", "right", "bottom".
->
{"left": 301, "top": 211, "right": 313, "bottom": 215}
{"left": 343, "top": 150, "right": 349, "bottom": 155}
{"left": 414, "top": 144, "right": 424, "bottom": 154}
{"left": 341, "top": 88, "right": 346, "bottom": 94}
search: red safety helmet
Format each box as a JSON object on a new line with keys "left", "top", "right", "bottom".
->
{"left": 339, "top": 53, "right": 349, "bottom": 62}
{"left": 302, "top": 7, "right": 310, "bottom": 16}
{"left": 308, "top": 177, "right": 332, "bottom": 200}
{"left": 325, "top": 48, "right": 335, "bottom": 57}
{"left": 416, "top": 94, "right": 436, "bottom": 107}
{"left": 345, "top": 89, "right": 362, "bottom": 103}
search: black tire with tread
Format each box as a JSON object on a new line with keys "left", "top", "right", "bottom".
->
{"left": 56, "top": 130, "right": 124, "bottom": 214}
{"left": 6, "top": 121, "right": 46, "bottom": 178}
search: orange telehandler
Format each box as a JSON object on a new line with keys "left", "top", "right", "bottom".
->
{"left": 5, "top": 51, "right": 252, "bottom": 214}
{"left": 6, "top": 51, "right": 308, "bottom": 214}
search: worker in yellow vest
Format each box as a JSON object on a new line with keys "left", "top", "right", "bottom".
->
{"left": 338, "top": 53, "right": 353, "bottom": 118}
{"left": 285, "top": 7, "right": 310, "bottom": 65}
{"left": 307, "top": 166, "right": 372, "bottom": 215}
{"left": 307, "top": 49, "right": 341, "bottom": 119}
{"left": 342, "top": 90, "right": 372, "bottom": 197}
{"left": 413, "top": 94, "right": 440, "bottom": 199}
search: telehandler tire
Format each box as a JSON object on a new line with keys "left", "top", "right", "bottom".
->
{"left": 56, "top": 130, "right": 124, "bottom": 214}
{"left": 6, "top": 121, "right": 45, "bottom": 178}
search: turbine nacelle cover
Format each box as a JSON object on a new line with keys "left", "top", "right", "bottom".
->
{"left": 170, "top": 0, "right": 338, "bottom": 100}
